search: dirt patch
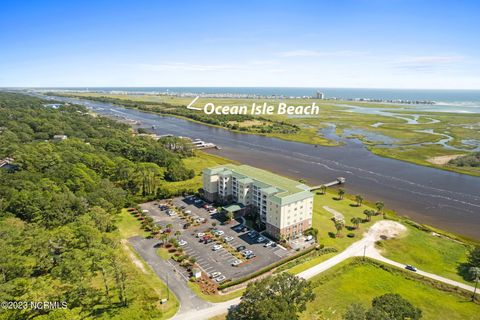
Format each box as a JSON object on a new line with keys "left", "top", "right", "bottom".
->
{"left": 121, "top": 239, "right": 147, "bottom": 274}
{"left": 323, "top": 206, "right": 344, "bottom": 222}
{"left": 366, "top": 220, "right": 407, "bottom": 241}
{"left": 426, "top": 154, "right": 465, "bottom": 165}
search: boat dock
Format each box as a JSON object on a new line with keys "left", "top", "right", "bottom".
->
{"left": 309, "top": 177, "right": 346, "bottom": 191}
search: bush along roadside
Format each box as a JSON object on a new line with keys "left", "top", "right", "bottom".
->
{"left": 218, "top": 245, "right": 323, "bottom": 290}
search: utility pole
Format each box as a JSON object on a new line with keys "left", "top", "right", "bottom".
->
{"left": 167, "top": 273, "right": 170, "bottom": 300}
{"left": 363, "top": 245, "right": 366, "bottom": 260}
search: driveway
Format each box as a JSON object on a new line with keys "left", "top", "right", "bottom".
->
{"left": 128, "top": 236, "right": 211, "bottom": 315}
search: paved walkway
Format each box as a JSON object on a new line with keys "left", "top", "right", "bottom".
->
{"left": 131, "top": 222, "right": 476, "bottom": 320}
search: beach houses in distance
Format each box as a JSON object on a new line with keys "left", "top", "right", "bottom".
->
{"left": 202, "top": 164, "right": 313, "bottom": 240}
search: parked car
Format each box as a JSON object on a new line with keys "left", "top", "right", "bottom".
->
{"left": 214, "top": 275, "right": 226, "bottom": 282}
{"left": 213, "top": 230, "right": 225, "bottom": 236}
{"left": 236, "top": 245, "right": 246, "bottom": 252}
{"left": 242, "top": 250, "right": 253, "bottom": 256}
{"left": 209, "top": 209, "right": 217, "bottom": 214}
{"left": 256, "top": 236, "right": 266, "bottom": 243}
{"left": 184, "top": 210, "right": 192, "bottom": 214}
{"left": 224, "top": 236, "right": 234, "bottom": 242}
{"left": 204, "top": 238, "right": 214, "bottom": 244}
{"left": 183, "top": 223, "right": 190, "bottom": 229}
{"left": 264, "top": 241, "right": 275, "bottom": 247}
{"left": 178, "top": 240, "right": 187, "bottom": 246}
{"left": 233, "top": 225, "right": 243, "bottom": 232}
{"left": 246, "top": 253, "right": 256, "bottom": 260}
{"left": 210, "top": 271, "right": 221, "bottom": 278}
{"left": 231, "top": 260, "right": 242, "bottom": 267}
{"left": 212, "top": 244, "right": 223, "bottom": 251}
{"left": 305, "top": 235, "right": 313, "bottom": 241}
{"left": 196, "top": 232, "right": 205, "bottom": 238}
{"left": 142, "top": 209, "right": 149, "bottom": 213}
{"left": 405, "top": 265, "right": 417, "bottom": 272}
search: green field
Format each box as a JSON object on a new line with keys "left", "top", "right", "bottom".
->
{"left": 377, "top": 223, "right": 473, "bottom": 285}
{"left": 301, "top": 259, "right": 480, "bottom": 320}
{"left": 115, "top": 209, "right": 179, "bottom": 319}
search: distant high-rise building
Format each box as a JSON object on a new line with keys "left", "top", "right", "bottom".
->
{"left": 315, "top": 90, "right": 325, "bottom": 99}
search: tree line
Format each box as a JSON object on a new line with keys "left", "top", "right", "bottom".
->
{"left": 0, "top": 92, "right": 196, "bottom": 318}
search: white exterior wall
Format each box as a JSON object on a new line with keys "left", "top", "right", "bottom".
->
{"left": 278, "top": 196, "right": 313, "bottom": 229}
{"left": 203, "top": 173, "right": 219, "bottom": 193}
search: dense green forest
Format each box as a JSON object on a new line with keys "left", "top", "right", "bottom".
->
{"left": 0, "top": 92, "right": 195, "bottom": 319}
{"left": 48, "top": 93, "right": 300, "bottom": 135}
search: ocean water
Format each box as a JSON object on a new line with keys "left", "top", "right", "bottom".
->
{"left": 35, "top": 87, "right": 480, "bottom": 113}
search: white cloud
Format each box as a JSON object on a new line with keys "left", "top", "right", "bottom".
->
{"left": 392, "top": 55, "right": 465, "bottom": 72}
{"left": 279, "top": 49, "right": 367, "bottom": 57}
{"left": 136, "top": 62, "right": 242, "bottom": 72}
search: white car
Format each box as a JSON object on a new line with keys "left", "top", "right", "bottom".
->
{"left": 209, "top": 209, "right": 217, "bottom": 214}
{"left": 305, "top": 235, "right": 313, "bottom": 241}
{"left": 214, "top": 230, "right": 225, "bottom": 236}
{"left": 210, "top": 271, "right": 222, "bottom": 278}
{"left": 142, "top": 209, "right": 149, "bottom": 213}
{"left": 196, "top": 232, "right": 205, "bottom": 238}
{"left": 178, "top": 240, "right": 187, "bottom": 246}
{"left": 184, "top": 210, "right": 192, "bottom": 214}
{"left": 224, "top": 236, "right": 234, "bottom": 242}
{"left": 264, "top": 241, "right": 275, "bottom": 247}
{"left": 231, "top": 259, "right": 242, "bottom": 267}
{"left": 242, "top": 250, "right": 253, "bottom": 256}
{"left": 212, "top": 244, "right": 223, "bottom": 251}
{"left": 214, "top": 275, "right": 226, "bottom": 282}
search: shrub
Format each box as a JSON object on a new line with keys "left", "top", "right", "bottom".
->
{"left": 347, "top": 233, "right": 355, "bottom": 238}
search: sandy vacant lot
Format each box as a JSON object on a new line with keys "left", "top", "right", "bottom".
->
{"left": 426, "top": 154, "right": 465, "bottom": 165}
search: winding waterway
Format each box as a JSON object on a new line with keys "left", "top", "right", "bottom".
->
{"left": 44, "top": 95, "right": 480, "bottom": 240}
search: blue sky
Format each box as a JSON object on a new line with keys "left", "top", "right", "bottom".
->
{"left": 1, "top": 0, "right": 479, "bottom": 88}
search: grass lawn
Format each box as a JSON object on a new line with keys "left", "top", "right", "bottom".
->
{"left": 187, "top": 282, "right": 245, "bottom": 302}
{"left": 116, "top": 208, "right": 149, "bottom": 238}
{"left": 377, "top": 224, "right": 474, "bottom": 285}
{"left": 312, "top": 190, "right": 382, "bottom": 252}
{"left": 301, "top": 259, "right": 480, "bottom": 320}
{"left": 157, "top": 247, "right": 173, "bottom": 260}
{"left": 121, "top": 243, "right": 180, "bottom": 319}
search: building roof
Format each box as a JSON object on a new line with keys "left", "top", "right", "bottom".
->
{"left": 222, "top": 203, "right": 245, "bottom": 213}
{"left": 205, "top": 164, "right": 313, "bottom": 205}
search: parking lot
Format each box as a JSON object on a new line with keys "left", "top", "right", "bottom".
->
{"left": 139, "top": 196, "right": 292, "bottom": 282}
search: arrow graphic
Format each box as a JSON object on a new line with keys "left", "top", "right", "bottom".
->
{"left": 186, "top": 96, "right": 202, "bottom": 110}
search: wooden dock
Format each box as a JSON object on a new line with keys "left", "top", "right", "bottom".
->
{"left": 309, "top": 177, "right": 345, "bottom": 191}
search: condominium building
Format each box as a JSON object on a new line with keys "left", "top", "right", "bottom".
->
{"left": 202, "top": 164, "right": 313, "bottom": 240}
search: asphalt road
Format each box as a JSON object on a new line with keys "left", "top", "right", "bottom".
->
{"left": 128, "top": 236, "right": 211, "bottom": 315}
{"left": 173, "top": 221, "right": 477, "bottom": 320}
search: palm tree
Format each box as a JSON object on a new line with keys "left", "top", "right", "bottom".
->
{"left": 174, "top": 230, "right": 181, "bottom": 239}
{"left": 335, "top": 220, "right": 344, "bottom": 237}
{"left": 355, "top": 195, "right": 364, "bottom": 207}
{"left": 470, "top": 266, "right": 480, "bottom": 301}
{"left": 160, "top": 233, "right": 168, "bottom": 245}
{"left": 319, "top": 185, "right": 327, "bottom": 195}
{"left": 375, "top": 201, "right": 384, "bottom": 215}
{"left": 350, "top": 217, "right": 362, "bottom": 229}
{"left": 338, "top": 188, "right": 345, "bottom": 200}
{"left": 363, "top": 209, "right": 374, "bottom": 222}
